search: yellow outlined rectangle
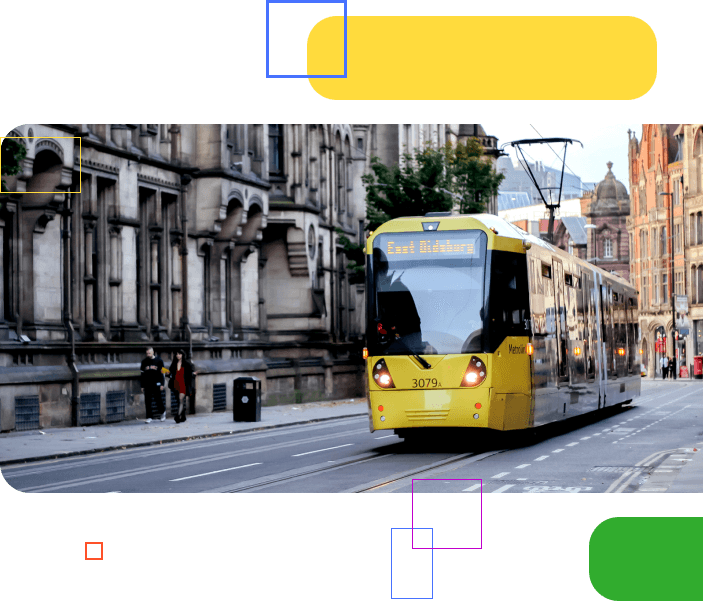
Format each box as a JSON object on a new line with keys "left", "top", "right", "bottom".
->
{"left": 0, "top": 136, "right": 82, "bottom": 194}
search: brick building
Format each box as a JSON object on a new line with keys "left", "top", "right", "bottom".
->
{"left": 626, "top": 125, "right": 683, "bottom": 377}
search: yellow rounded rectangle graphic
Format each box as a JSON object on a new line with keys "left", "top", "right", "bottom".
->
{"left": 307, "top": 16, "right": 656, "bottom": 100}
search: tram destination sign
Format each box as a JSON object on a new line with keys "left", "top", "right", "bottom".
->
{"left": 378, "top": 231, "right": 484, "bottom": 259}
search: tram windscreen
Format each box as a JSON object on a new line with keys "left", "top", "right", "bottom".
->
{"left": 371, "top": 230, "right": 487, "bottom": 355}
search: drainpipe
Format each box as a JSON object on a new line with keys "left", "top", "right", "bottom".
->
{"left": 180, "top": 173, "right": 193, "bottom": 359}
{"left": 62, "top": 192, "right": 80, "bottom": 426}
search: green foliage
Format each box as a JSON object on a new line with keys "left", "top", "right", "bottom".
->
{"left": 362, "top": 139, "right": 505, "bottom": 231}
{"left": 1, "top": 137, "right": 27, "bottom": 196}
{"left": 335, "top": 227, "right": 365, "bottom": 283}
{"left": 446, "top": 138, "right": 505, "bottom": 214}
{"left": 362, "top": 148, "right": 453, "bottom": 232}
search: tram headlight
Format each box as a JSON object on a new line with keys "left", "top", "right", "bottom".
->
{"left": 460, "top": 356, "right": 487, "bottom": 388}
{"left": 372, "top": 358, "right": 395, "bottom": 389}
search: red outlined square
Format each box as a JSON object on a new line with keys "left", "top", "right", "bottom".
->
{"left": 85, "top": 542, "right": 103, "bottom": 560}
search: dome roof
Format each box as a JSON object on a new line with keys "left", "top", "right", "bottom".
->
{"left": 594, "top": 161, "right": 628, "bottom": 205}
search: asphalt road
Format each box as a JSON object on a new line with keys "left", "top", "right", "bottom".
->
{"left": 3, "top": 380, "right": 702, "bottom": 493}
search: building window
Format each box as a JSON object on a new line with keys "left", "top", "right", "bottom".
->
{"left": 661, "top": 226, "right": 667, "bottom": 256}
{"left": 662, "top": 273, "right": 668, "bottom": 303}
{"left": 268, "top": 124, "right": 284, "bottom": 175}
{"left": 604, "top": 238, "right": 613, "bottom": 259}
{"left": 357, "top": 137, "right": 364, "bottom": 151}
{"left": 675, "top": 271, "right": 683, "bottom": 296}
{"left": 674, "top": 180, "right": 681, "bottom": 205}
{"left": 654, "top": 274, "right": 659, "bottom": 304}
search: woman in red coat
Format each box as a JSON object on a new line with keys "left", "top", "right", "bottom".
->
{"left": 168, "top": 349, "right": 196, "bottom": 423}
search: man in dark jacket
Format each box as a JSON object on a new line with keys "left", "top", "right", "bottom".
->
{"left": 140, "top": 347, "right": 165, "bottom": 423}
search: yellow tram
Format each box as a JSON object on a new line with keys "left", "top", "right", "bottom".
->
{"left": 364, "top": 213, "right": 640, "bottom": 440}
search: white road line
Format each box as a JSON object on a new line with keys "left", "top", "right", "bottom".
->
{"left": 566, "top": 442, "right": 579, "bottom": 447}
{"left": 580, "top": 436, "right": 591, "bottom": 440}
{"left": 535, "top": 455, "right": 549, "bottom": 461}
{"left": 292, "top": 444, "right": 354, "bottom": 457}
{"left": 462, "top": 483, "right": 482, "bottom": 492}
{"left": 552, "top": 449, "right": 564, "bottom": 453}
{"left": 374, "top": 435, "right": 396, "bottom": 439}
{"left": 492, "top": 484, "right": 514, "bottom": 493}
{"left": 515, "top": 464, "right": 530, "bottom": 469}
{"left": 491, "top": 472, "right": 510, "bottom": 478}
{"left": 170, "top": 462, "right": 262, "bottom": 482}
{"left": 593, "top": 433, "right": 602, "bottom": 436}
{"left": 105, "top": 491, "right": 121, "bottom": 493}
{"left": 516, "top": 478, "right": 527, "bottom": 480}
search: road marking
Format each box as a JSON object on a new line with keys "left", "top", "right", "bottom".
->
{"left": 492, "top": 484, "right": 514, "bottom": 493}
{"left": 491, "top": 472, "right": 510, "bottom": 478}
{"left": 462, "top": 483, "right": 482, "bottom": 492}
{"left": 292, "top": 444, "right": 354, "bottom": 457}
{"left": 552, "top": 449, "right": 564, "bottom": 453}
{"left": 515, "top": 464, "right": 530, "bottom": 469}
{"left": 593, "top": 433, "right": 602, "bottom": 436}
{"left": 516, "top": 478, "right": 527, "bottom": 480}
{"left": 580, "top": 436, "right": 591, "bottom": 440}
{"left": 105, "top": 491, "right": 121, "bottom": 493}
{"left": 170, "top": 462, "right": 262, "bottom": 482}
{"left": 374, "top": 435, "right": 396, "bottom": 439}
{"left": 566, "top": 442, "right": 579, "bottom": 447}
{"left": 535, "top": 455, "right": 549, "bottom": 461}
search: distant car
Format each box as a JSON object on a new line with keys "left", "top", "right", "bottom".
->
{"left": 641, "top": 367, "right": 647, "bottom": 377}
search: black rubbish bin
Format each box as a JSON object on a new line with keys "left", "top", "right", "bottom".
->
{"left": 233, "top": 376, "right": 261, "bottom": 422}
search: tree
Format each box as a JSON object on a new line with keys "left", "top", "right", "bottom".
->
{"left": 362, "top": 147, "right": 453, "bottom": 232}
{"left": 445, "top": 138, "right": 504, "bottom": 214}
{"left": 1, "top": 137, "right": 27, "bottom": 194}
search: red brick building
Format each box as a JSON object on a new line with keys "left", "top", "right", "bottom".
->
{"left": 626, "top": 125, "right": 683, "bottom": 378}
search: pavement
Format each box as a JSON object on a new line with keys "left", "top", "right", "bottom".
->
{"left": 0, "top": 398, "right": 368, "bottom": 466}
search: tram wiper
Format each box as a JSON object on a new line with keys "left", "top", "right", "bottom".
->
{"left": 392, "top": 335, "right": 432, "bottom": 369}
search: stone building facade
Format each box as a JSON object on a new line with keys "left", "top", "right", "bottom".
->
{"left": 626, "top": 125, "right": 684, "bottom": 377}
{"left": 0, "top": 123, "right": 499, "bottom": 431}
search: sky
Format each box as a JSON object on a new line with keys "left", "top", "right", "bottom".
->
{"left": 484, "top": 123, "right": 641, "bottom": 193}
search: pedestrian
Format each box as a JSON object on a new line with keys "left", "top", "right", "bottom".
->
{"left": 663, "top": 355, "right": 669, "bottom": 379}
{"left": 659, "top": 355, "right": 665, "bottom": 379}
{"left": 669, "top": 356, "right": 675, "bottom": 380}
{"left": 168, "top": 349, "right": 196, "bottom": 423}
{"left": 140, "top": 347, "right": 166, "bottom": 423}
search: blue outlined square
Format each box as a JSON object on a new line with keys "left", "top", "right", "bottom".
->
{"left": 391, "top": 528, "right": 434, "bottom": 599}
{"left": 266, "top": 0, "right": 347, "bottom": 78}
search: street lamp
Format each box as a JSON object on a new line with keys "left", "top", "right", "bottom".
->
{"left": 659, "top": 191, "right": 676, "bottom": 379}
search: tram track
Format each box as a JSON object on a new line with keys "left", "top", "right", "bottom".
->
{"left": 207, "top": 449, "right": 505, "bottom": 493}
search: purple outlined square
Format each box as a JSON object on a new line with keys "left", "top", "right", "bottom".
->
{"left": 391, "top": 528, "right": 433, "bottom": 600}
{"left": 411, "top": 479, "right": 483, "bottom": 550}
{"left": 265, "top": 0, "right": 347, "bottom": 78}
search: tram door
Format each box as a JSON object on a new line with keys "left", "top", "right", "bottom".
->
{"left": 553, "top": 259, "right": 569, "bottom": 383}
{"left": 600, "top": 285, "right": 614, "bottom": 379}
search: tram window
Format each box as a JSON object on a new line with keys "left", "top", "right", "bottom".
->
{"left": 565, "top": 273, "right": 573, "bottom": 287}
{"left": 489, "top": 252, "right": 530, "bottom": 349}
{"left": 541, "top": 263, "right": 551, "bottom": 278}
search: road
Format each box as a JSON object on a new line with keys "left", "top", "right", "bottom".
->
{"left": 3, "top": 380, "right": 702, "bottom": 493}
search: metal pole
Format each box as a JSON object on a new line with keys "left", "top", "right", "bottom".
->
{"left": 671, "top": 190, "right": 676, "bottom": 379}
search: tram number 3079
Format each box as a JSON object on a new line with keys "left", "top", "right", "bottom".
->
{"left": 412, "top": 379, "right": 441, "bottom": 388}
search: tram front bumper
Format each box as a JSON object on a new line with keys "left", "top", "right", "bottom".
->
{"left": 369, "top": 388, "right": 493, "bottom": 431}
